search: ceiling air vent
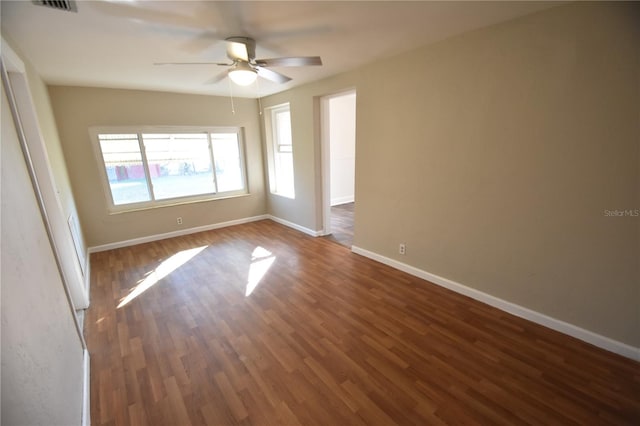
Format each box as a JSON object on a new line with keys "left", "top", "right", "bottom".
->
{"left": 33, "top": 0, "right": 77, "bottom": 13}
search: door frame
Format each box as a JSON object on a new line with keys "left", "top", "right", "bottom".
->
{"left": 319, "top": 88, "right": 357, "bottom": 236}
{"left": 1, "top": 38, "right": 89, "bottom": 309}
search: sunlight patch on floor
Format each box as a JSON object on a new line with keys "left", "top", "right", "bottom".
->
{"left": 117, "top": 245, "right": 207, "bottom": 308}
{"left": 246, "top": 246, "right": 275, "bottom": 296}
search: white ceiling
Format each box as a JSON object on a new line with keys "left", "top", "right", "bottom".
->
{"left": 1, "top": 1, "right": 560, "bottom": 98}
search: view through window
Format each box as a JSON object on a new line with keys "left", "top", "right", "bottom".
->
{"left": 265, "top": 104, "right": 295, "bottom": 198}
{"left": 95, "top": 128, "right": 246, "bottom": 210}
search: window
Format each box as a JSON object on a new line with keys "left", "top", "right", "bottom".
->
{"left": 92, "top": 127, "right": 247, "bottom": 212}
{"left": 265, "top": 104, "right": 295, "bottom": 198}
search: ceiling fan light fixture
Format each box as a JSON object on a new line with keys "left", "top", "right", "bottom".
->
{"left": 228, "top": 62, "right": 257, "bottom": 86}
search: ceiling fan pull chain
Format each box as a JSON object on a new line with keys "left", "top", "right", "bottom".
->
{"left": 255, "top": 78, "right": 263, "bottom": 115}
{"left": 227, "top": 77, "right": 236, "bottom": 115}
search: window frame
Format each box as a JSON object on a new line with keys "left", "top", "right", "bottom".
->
{"left": 90, "top": 126, "right": 249, "bottom": 213}
{"left": 264, "top": 103, "right": 295, "bottom": 199}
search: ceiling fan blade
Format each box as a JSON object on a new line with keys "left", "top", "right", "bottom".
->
{"left": 213, "top": 1, "right": 247, "bottom": 36}
{"left": 177, "top": 30, "right": 220, "bottom": 54}
{"left": 154, "top": 62, "right": 231, "bottom": 66}
{"left": 227, "top": 41, "right": 249, "bottom": 62}
{"left": 90, "top": 2, "right": 209, "bottom": 33}
{"left": 256, "top": 67, "right": 292, "bottom": 84}
{"left": 256, "top": 57, "right": 322, "bottom": 67}
{"left": 204, "top": 71, "right": 229, "bottom": 85}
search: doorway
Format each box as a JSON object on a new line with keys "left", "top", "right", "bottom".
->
{"left": 320, "top": 90, "right": 356, "bottom": 248}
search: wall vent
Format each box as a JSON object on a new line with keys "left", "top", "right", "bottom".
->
{"left": 33, "top": 0, "right": 77, "bottom": 13}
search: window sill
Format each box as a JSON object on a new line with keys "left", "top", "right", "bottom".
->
{"left": 270, "top": 192, "right": 295, "bottom": 200}
{"left": 107, "top": 192, "right": 251, "bottom": 215}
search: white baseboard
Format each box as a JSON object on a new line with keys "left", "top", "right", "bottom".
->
{"left": 351, "top": 246, "right": 640, "bottom": 362}
{"left": 267, "top": 215, "right": 323, "bottom": 237}
{"left": 88, "top": 215, "right": 269, "bottom": 253}
{"left": 331, "top": 195, "right": 355, "bottom": 206}
{"left": 82, "top": 349, "right": 90, "bottom": 426}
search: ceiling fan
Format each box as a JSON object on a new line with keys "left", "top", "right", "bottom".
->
{"left": 155, "top": 36, "right": 322, "bottom": 86}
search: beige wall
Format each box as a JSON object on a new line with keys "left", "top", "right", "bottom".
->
{"left": 261, "top": 73, "right": 359, "bottom": 230}
{"left": 48, "top": 87, "right": 266, "bottom": 247}
{"left": 262, "top": 2, "right": 640, "bottom": 346}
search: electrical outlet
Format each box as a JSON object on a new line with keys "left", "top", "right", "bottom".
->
{"left": 399, "top": 243, "right": 406, "bottom": 255}
{"left": 176, "top": 217, "right": 183, "bottom": 225}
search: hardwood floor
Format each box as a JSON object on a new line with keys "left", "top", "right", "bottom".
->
{"left": 324, "top": 202, "right": 354, "bottom": 248}
{"left": 86, "top": 220, "right": 640, "bottom": 425}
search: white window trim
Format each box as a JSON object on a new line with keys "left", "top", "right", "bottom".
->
{"left": 89, "top": 126, "right": 249, "bottom": 213}
{"left": 264, "top": 103, "right": 295, "bottom": 199}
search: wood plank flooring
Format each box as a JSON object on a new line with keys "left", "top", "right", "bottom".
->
{"left": 86, "top": 219, "right": 640, "bottom": 425}
{"left": 324, "top": 202, "right": 355, "bottom": 248}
